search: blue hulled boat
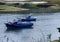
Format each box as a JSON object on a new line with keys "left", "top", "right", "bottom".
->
{"left": 5, "top": 22, "right": 33, "bottom": 29}
{"left": 18, "top": 16, "right": 36, "bottom": 22}
{"left": 21, "top": 18, "right": 36, "bottom": 21}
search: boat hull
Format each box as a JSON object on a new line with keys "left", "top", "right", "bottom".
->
{"left": 5, "top": 23, "right": 33, "bottom": 29}
{"left": 21, "top": 18, "right": 36, "bottom": 21}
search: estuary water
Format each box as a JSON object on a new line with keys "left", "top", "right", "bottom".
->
{"left": 0, "top": 13, "right": 60, "bottom": 42}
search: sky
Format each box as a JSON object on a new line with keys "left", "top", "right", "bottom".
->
{"left": 3, "top": 0, "right": 41, "bottom": 1}
{"left": 4, "top": 0, "right": 30, "bottom": 1}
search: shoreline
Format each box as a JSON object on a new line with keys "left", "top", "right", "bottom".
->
{"left": 0, "top": 4, "right": 60, "bottom": 14}
{"left": 0, "top": 9, "right": 60, "bottom": 14}
{"left": 0, "top": 2, "right": 60, "bottom": 14}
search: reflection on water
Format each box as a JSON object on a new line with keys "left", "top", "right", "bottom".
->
{"left": 0, "top": 13, "right": 60, "bottom": 42}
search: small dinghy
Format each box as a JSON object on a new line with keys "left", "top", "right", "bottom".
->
{"left": 17, "top": 15, "right": 36, "bottom": 22}
{"left": 5, "top": 21, "right": 33, "bottom": 29}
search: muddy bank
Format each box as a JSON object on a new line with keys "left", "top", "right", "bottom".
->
{"left": 0, "top": 8, "right": 60, "bottom": 14}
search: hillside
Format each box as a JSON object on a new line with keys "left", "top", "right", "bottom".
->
{"left": 0, "top": 5, "right": 29, "bottom": 11}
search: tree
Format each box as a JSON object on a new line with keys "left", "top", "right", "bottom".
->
{"left": 22, "top": 3, "right": 36, "bottom": 8}
{"left": 0, "top": 2, "right": 5, "bottom": 5}
{"left": 49, "top": 0, "right": 60, "bottom": 4}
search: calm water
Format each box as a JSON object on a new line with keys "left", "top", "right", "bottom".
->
{"left": 0, "top": 13, "right": 60, "bottom": 42}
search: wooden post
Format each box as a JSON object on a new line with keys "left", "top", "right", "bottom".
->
{"left": 47, "top": 34, "right": 51, "bottom": 42}
{"left": 58, "top": 37, "right": 60, "bottom": 42}
{"left": 57, "top": 28, "right": 60, "bottom": 42}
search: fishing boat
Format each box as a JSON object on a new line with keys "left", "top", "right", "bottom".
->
{"left": 5, "top": 21, "right": 33, "bottom": 29}
{"left": 18, "top": 16, "right": 36, "bottom": 22}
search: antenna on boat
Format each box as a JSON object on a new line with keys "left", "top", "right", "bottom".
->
{"left": 29, "top": 13, "right": 33, "bottom": 16}
{"left": 7, "top": 14, "right": 8, "bottom": 22}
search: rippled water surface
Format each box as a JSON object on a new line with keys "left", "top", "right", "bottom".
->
{"left": 0, "top": 13, "right": 60, "bottom": 42}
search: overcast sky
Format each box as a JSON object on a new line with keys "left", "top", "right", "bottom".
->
{"left": 4, "top": 0, "right": 30, "bottom": 1}
{"left": 3, "top": 0, "right": 41, "bottom": 1}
